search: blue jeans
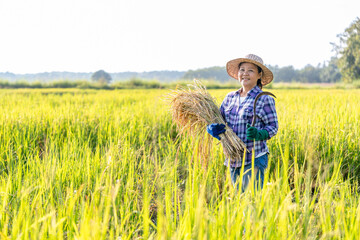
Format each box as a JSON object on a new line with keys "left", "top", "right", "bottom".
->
{"left": 229, "top": 154, "right": 268, "bottom": 192}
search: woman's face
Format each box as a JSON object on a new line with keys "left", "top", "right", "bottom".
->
{"left": 238, "top": 62, "right": 262, "bottom": 89}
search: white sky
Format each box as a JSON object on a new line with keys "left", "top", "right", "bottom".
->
{"left": 0, "top": 0, "right": 359, "bottom": 74}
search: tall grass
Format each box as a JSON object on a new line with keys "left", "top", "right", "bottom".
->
{"left": 0, "top": 88, "right": 359, "bottom": 239}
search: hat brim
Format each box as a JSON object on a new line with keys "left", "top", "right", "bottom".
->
{"left": 226, "top": 58, "right": 273, "bottom": 85}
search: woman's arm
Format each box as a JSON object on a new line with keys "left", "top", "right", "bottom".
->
{"left": 259, "top": 95, "right": 278, "bottom": 139}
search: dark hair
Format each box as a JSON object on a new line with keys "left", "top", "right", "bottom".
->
{"left": 238, "top": 62, "right": 263, "bottom": 89}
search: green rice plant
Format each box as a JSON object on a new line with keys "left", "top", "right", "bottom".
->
{"left": 0, "top": 88, "right": 359, "bottom": 239}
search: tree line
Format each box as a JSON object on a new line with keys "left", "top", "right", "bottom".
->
{"left": 268, "top": 57, "right": 341, "bottom": 83}
{"left": 93, "top": 17, "right": 360, "bottom": 84}
{"left": 182, "top": 60, "right": 341, "bottom": 83}
{"left": 1, "top": 18, "right": 358, "bottom": 85}
{"left": 184, "top": 17, "right": 360, "bottom": 83}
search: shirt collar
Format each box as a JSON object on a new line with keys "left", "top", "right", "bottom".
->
{"left": 237, "top": 86, "right": 262, "bottom": 97}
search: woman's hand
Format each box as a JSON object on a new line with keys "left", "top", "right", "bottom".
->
{"left": 206, "top": 123, "right": 226, "bottom": 140}
{"left": 246, "top": 124, "right": 269, "bottom": 141}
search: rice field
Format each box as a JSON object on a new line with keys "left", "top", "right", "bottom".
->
{"left": 0, "top": 88, "right": 359, "bottom": 239}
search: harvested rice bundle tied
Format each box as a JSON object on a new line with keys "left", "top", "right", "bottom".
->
{"left": 168, "top": 79, "right": 246, "bottom": 162}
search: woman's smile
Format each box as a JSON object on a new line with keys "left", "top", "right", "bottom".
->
{"left": 238, "top": 62, "right": 261, "bottom": 90}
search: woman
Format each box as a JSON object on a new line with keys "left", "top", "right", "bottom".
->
{"left": 207, "top": 54, "right": 278, "bottom": 192}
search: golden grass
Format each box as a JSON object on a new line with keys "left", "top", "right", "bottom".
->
{"left": 167, "top": 80, "right": 246, "bottom": 163}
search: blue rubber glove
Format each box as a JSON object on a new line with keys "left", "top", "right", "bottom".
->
{"left": 206, "top": 123, "right": 226, "bottom": 140}
{"left": 246, "top": 123, "right": 269, "bottom": 141}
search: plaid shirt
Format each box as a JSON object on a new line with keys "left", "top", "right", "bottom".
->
{"left": 220, "top": 86, "right": 278, "bottom": 168}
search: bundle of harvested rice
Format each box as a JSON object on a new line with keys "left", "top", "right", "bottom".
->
{"left": 167, "top": 79, "right": 246, "bottom": 162}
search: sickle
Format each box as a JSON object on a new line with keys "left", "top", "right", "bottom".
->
{"left": 251, "top": 91, "right": 276, "bottom": 126}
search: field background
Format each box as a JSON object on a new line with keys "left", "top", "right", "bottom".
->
{"left": 0, "top": 88, "right": 359, "bottom": 239}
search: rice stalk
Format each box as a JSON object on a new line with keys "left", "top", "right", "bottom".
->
{"left": 167, "top": 79, "right": 246, "bottom": 163}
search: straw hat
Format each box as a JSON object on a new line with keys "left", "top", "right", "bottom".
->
{"left": 226, "top": 54, "right": 273, "bottom": 85}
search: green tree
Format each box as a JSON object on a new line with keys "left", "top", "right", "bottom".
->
{"left": 319, "top": 57, "right": 342, "bottom": 83}
{"left": 91, "top": 70, "right": 112, "bottom": 84}
{"left": 183, "top": 67, "right": 229, "bottom": 82}
{"left": 275, "top": 65, "right": 296, "bottom": 82}
{"left": 298, "top": 64, "right": 321, "bottom": 83}
{"left": 333, "top": 17, "right": 360, "bottom": 82}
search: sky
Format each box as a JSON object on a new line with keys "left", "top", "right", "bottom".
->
{"left": 0, "top": 0, "right": 359, "bottom": 74}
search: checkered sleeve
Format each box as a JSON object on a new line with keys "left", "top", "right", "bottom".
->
{"left": 220, "top": 100, "right": 225, "bottom": 120}
{"left": 220, "top": 92, "right": 234, "bottom": 121}
{"left": 258, "top": 95, "right": 278, "bottom": 138}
